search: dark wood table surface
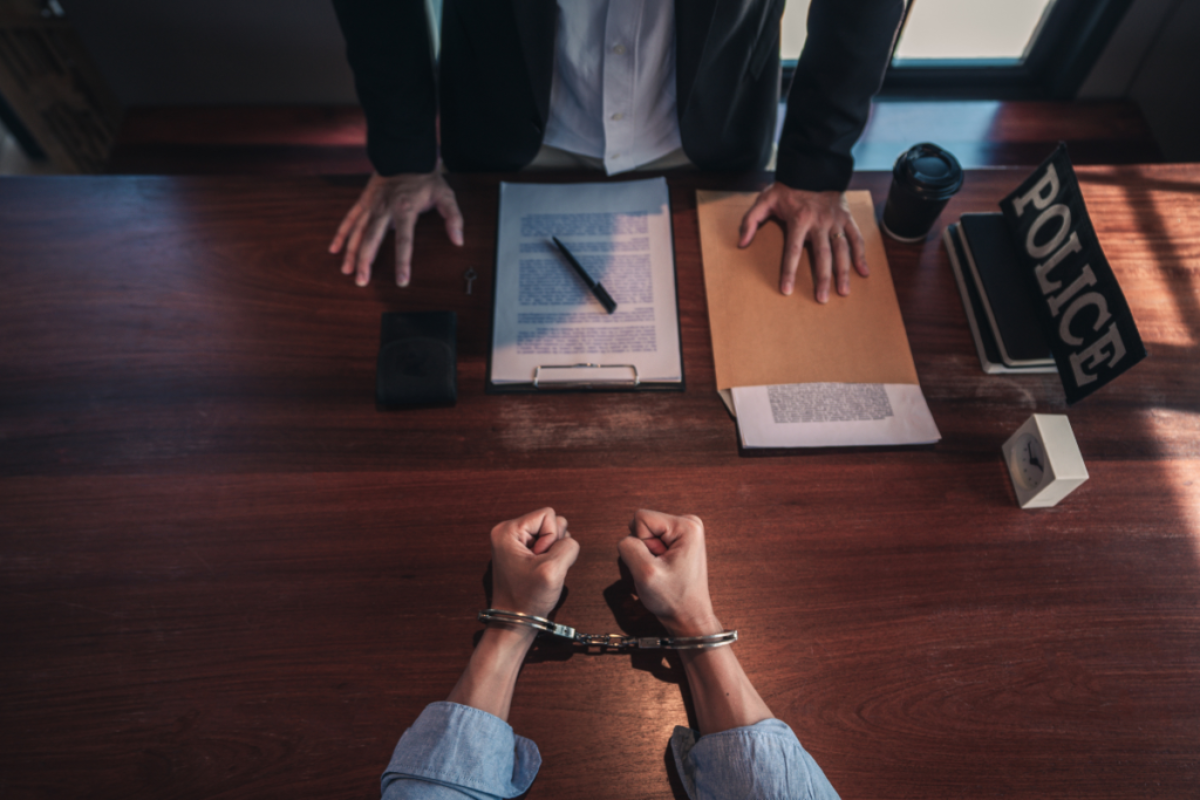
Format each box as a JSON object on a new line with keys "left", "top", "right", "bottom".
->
{"left": 2, "top": 166, "right": 1198, "bottom": 800}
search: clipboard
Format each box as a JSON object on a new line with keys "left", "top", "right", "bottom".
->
{"left": 485, "top": 178, "right": 685, "bottom": 394}
{"left": 484, "top": 302, "right": 687, "bottom": 394}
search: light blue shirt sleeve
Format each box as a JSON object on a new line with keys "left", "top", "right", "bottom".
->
{"left": 380, "top": 702, "right": 541, "bottom": 800}
{"left": 670, "top": 719, "right": 841, "bottom": 800}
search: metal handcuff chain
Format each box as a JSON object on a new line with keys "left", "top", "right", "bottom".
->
{"left": 478, "top": 608, "right": 737, "bottom": 652}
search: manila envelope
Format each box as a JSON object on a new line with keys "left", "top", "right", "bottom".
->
{"left": 697, "top": 190, "right": 920, "bottom": 392}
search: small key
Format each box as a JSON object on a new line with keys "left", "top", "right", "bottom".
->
{"left": 464, "top": 268, "right": 477, "bottom": 295}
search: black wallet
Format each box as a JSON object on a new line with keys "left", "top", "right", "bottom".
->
{"left": 376, "top": 311, "right": 457, "bottom": 409}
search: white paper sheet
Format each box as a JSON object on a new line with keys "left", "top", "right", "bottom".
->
{"left": 491, "top": 179, "right": 682, "bottom": 386}
{"left": 731, "top": 383, "right": 941, "bottom": 448}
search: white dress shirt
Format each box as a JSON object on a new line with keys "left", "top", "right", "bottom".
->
{"left": 542, "top": 0, "right": 682, "bottom": 175}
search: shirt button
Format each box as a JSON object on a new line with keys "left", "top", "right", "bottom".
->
{"left": 612, "top": 43, "right": 626, "bottom": 55}
{"left": 611, "top": 112, "right": 624, "bottom": 121}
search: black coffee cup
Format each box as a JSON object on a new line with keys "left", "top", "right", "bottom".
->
{"left": 881, "top": 143, "right": 963, "bottom": 242}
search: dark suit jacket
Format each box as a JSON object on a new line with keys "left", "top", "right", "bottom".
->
{"left": 332, "top": 0, "right": 905, "bottom": 192}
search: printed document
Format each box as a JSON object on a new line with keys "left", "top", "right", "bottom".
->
{"left": 491, "top": 179, "right": 682, "bottom": 386}
{"left": 731, "top": 383, "right": 939, "bottom": 448}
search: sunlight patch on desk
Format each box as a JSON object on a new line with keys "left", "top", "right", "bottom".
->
{"left": 1157, "top": 456, "right": 1200, "bottom": 551}
{"left": 1138, "top": 407, "right": 1200, "bottom": 459}
{"left": 1141, "top": 411, "right": 1200, "bottom": 556}
{"left": 1145, "top": 182, "right": 1200, "bottom": 348}
{"left": 1076, "top": 167, "right": 1200, "bottom": 349}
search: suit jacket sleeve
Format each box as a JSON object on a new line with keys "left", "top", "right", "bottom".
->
{"left": 775, "top": 0, "right": 906, "bottom": 192}
{"left": 332, "top": 0, "right": 438, "bottom": 176}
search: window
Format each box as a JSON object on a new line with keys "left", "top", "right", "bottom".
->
{"left": 780, "top": 0, "right": 1135, "bottom": 99}
{"left": 892, "top": 0, "right": 1056, "bottom": 64}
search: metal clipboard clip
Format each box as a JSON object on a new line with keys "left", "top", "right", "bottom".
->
{"left": 532, "top": 363, "right": 640, "bottom": 390}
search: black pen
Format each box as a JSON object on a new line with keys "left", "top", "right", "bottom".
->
{"left": 550, "top": 236, "right": 618, "bottom": 314}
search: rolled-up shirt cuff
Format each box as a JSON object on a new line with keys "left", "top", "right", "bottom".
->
{"left": 670, "top": 718, "right": 840, "bottom": 800}
{"left": 382, "top": 702, "right": 541, "bottom": 800}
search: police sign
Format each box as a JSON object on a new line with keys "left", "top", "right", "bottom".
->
{"left": 1000, "top": 144, "right": 1146, "bottom": 404}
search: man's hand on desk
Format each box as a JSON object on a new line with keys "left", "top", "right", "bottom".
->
{"left": 738, "top": 184, "right": 869, "bottom": 303}
{"left": 328, "top": 167, "right": 464, "bottom": 288}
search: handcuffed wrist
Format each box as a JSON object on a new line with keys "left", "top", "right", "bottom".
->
{"left": 480, "top": 620, "right": 539, "bottom": 643}
{"left": 664, "top": 614, "right": 723, "bottom": 639}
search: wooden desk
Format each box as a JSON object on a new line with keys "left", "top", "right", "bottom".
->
{"left": 2, "top": 167, "right": 1198, "bottom": 799}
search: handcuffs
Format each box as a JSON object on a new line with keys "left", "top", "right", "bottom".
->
{"left": 478, "top": 608, "right": 737, "bottom": 652}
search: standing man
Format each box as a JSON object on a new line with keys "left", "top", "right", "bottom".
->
{"left": 330, "top": 0, "right": 905, "bottom": 303}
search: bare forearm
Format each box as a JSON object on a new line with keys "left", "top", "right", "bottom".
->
{"left": 671, "top": 616, "right": 775, "bottom": 735}
{"left": 445, "top": 625, "right": 536, "bottom": 721}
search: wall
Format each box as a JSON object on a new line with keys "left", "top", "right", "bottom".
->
{"left": 1124, "top": 0, "right": 1200, "bottom": 161}
{"left": 60, "top": 0, "right": 357, "bottom": 105}
{"left": 1078, "top": 0, "right": 1200, "bottom": 161}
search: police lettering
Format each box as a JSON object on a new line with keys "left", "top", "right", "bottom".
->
{"left": 1010, "top": 162, "right": 1126, "bottom": 384}
{"left": 1011, "top": 163, "right": 1060, "bottom": 216}
{"left": 1026, "top": 203, "right": 1071, "bottom": 259}
{"left": 1069, "top": 323, "right": 1126, "bottom": 386}
{"left": 1059, "top": 291, "right": 1111, "bottom": 347}
{"left": 1034, "top": 231, "right": 1082, "bottom": 294}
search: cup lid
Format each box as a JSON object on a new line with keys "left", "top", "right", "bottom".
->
{"left": 892, "top": 143, "right": 964, "bottom": 199}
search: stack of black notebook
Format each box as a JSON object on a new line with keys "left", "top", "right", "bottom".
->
{"left": 943, "top": 213, "right": 1058, "bottom": 375}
